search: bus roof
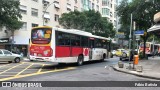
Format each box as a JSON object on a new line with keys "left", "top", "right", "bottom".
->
{"left": 31, "top": 26, "right": 110, "bottom": 40}
{"left": 53, "top": 27, "right": 110, "bottom": 40}
{"left": 32, "top": 26, "right": 52, "bottom": 30}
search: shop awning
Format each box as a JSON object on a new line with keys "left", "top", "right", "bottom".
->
{"left": 148, "top": 24, "right": 160, "bottom": 37}
{"left": 148, "top": 24, "right": 160, "bottom": 32}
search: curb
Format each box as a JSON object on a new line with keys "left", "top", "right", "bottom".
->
{"left": 112, "top": 65, "right": 160, "bottom": 80}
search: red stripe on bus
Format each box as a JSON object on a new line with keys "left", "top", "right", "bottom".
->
{"left": 56, "top": 46, "right": 70, "bottom": 57}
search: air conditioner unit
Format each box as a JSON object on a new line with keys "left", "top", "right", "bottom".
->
{"left": 43, "top": 0, "right": 49, "bottom": 7}
{"left": 43, "top": 2, "right": 48, "bottom": 7}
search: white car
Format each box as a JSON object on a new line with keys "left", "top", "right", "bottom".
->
{"left": 111, "top": 50, "right": 116, "bottom": 55}
{"left": 0, "top": 49, "right": 23, "bottom": 63}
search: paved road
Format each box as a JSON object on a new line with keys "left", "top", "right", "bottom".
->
{"left": 0, "top": 57, "right": 159, "bottom": 90}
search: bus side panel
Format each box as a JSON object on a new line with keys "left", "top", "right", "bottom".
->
{"left": 71, "top": 47, "right": 83, "bottom": 56}
{"left": 91, "top": 48, "right": 107, "bottom": 60}
{"left": 55, "top": 46, "right": 70, "bottom": 57}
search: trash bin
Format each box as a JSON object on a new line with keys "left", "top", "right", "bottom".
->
{"left": 134, "top": 55, "right": 139, "bottom": 65}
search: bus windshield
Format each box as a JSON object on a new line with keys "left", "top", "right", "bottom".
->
{"left": 31, "top": 28, "right": 52, "bottom": 44}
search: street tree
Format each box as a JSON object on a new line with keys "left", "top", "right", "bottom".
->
{"left": 59, "top": 10, "right": 115, "bottom": 38}
{"left": 117, "top": 0, "right": 160, "bottom": 58}
{"left": 0, "top": 0, "right": 23, "bottom": 42}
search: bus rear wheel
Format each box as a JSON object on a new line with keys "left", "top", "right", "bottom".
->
{"left": 101, "top": 54, "right": 106, "bottom": 61}
{"left": 77, "top": 55, "right": 84, "bottom": 66}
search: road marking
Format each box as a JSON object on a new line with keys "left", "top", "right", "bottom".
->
{"left": 0, "top": 63, "right": 24, "bottom": 75}
{"left": 0, "top": 75, "right": 15, "bottom": 76}
{"left": 0, "top": 64, "right": 11, "bottom": 68}
{"left": 0, "top": 67, "right": 76, "bottom": 81}
{"left": 37, "top": 64, "right": 45, "bottom": 73}
{"left": 15, "top": 63, "right": 34, "bottom": 76}
{"left": 23, "top": 62, "right": 51, "bottom": 65}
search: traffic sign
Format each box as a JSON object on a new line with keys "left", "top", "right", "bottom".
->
{"left": 134, "top": 30, "right": 144, "bottom": 35}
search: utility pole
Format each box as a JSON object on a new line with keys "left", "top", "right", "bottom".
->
{"left": 152, "top": 35, "right": 155, "bottom": 58}
{"left": 133, "top": 21, "right": 136, "bottom": 69}
{"left": 129, "top": 13, "right": 132, "bottom": 62}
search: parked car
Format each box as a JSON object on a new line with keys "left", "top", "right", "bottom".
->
{"left": 120, "top": 50, "right": 138, "bottom": 61}
{"left": 120, "top": 50, "right": 130, "bottom": 61}
{"left": 115, "top": 49, "right": 125, "bottom": 56}
{"left": 0, "top": 49, "right": 23, "bottom": 63}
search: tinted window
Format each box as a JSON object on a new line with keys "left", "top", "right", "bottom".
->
{"left": 57, "top": 32, "right": 71, "bottom": 46}
{"left": 95, "top": 39, "right": 107, "bottom": 48}
{"left": 95, "top": 39, "right": 102, "bottom": 48}
{"left": 0, "top": 50, "right": 2, "bottom": 54}
{"left": 3, "top": 50, "right": 11, "bottom": 55}
{"left": 71, "top": 34, "right": 80, "bottom": 46}
{"left": 81, "top": 36, "right": 89, "bottom": 47}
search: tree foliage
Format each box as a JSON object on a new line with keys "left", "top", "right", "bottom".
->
{"left": 59, "top": 10, "right": 115, "bottom": 38}
{"left": 117, "top": 0, "right": 160, "bottom": 58}
{"left": 0, "top": 0, "right": 22, "bottom": 31}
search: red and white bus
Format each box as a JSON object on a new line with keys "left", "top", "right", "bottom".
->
{"left": 140, "top": 42, "right": 160, "bottom": 55}
{"left": 29, "top": 26, "right": 110, "bottom": 65}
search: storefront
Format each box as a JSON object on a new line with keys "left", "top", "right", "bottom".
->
{"left": 0, "top": 38, "right": 10, "bottom": 49}
{"left": 0, "top": 38, "right": 28, "bottom": 56}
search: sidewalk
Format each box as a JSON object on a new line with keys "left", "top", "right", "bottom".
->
{"left": 112, "top": 57, "right": 160, "bottom": 80}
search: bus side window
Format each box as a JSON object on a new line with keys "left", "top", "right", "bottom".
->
{"left": 71, "top": 35, "right": 80, "bottom": 47}
{"left": 81, "top": 36, "right": 89, "bottom": 47}
{"left": 57, "top": 31, "right": 71, "bottom": 46}
{"left": 89, "top": 40, "right": 95, "bottom": 48}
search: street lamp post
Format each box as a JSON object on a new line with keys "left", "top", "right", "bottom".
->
{"left": 43, "top": 1, "right": 55, "bottom": 26}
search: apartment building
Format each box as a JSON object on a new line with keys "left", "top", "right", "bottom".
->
{"left": 0, "top": 0, "right": 118, "bottom": 56}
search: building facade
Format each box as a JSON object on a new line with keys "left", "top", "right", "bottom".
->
{"left": 0, "top": 0, "right": 119, "bottom": 56}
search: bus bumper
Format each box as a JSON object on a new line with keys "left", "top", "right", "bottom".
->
{"left": 29, "top": 56, "right": 54, "bottom": 62}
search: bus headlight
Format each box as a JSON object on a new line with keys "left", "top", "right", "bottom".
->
{"left": 44, "top": 50, "right": 48, "bottom": 55}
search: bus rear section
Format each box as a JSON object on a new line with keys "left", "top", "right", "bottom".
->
{"left": 29, "top": 27, "right": 55, "bottom": 62}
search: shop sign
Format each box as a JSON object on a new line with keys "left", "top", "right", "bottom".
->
{"left": 0, "top": 38, "right": 9, "bottom": 43}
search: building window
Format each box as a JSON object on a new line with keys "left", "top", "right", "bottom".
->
{"left": 102, "top": 0, "right": 108, "bottom": 6}
{"left": 75, "top": 0, "right": 78, "bottom": 3}
{"left": 82, "top": 0, "right": 89, "bottom": 10}
{"left": 96, "top": 5, "right": 99, "bottom": 11}
{"left": 31, "top": 8, "right": 38, "bottom": 17}
{"left": 92, "top": 3, "right": 94, "bottom": 10}
{"left": 114, "top": 12, "right": 116, "bottom": 18}
{"left": 114, "top": 20, "right": 116, "bottom": 27}
{"left": 114, "top": 4, "right": 117, "bottom": 10}
{"left": 20, "top": 22, "right": 27, "bottom": 30}
{"left": 19, "top": 5, "right": 27, "bottom": 14}
{"left": 54, "top": 1, "right": 60, "bottom": 9}
{"left": 67, "top": 3, "right": 71, "bottom": 11}
{"left": 89, "top": 1, "right": 91, "bottom": 9}
{"left": 110, "top": 12, "right": 112, "bottom": 17}
{"left": 32, "top": 23, "right": 38, "bottom": 27}
{"left": 55, "top": 14, "right": 59, "bottom": 21}
{"left": 97, "top": 0, "right": 99, "bottom": 3}
{"left": 74, "top": 6, "right": 78, "bottom": 11}
{"left": 32, "top": 0, "right": 38, "bottom": 2}
{"left": 110, "top": 3, "right": 112, "bottom": 8}
{"left": 102, "top": 8, "right": 109, "bottom": 15}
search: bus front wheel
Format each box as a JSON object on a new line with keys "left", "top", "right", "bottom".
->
{"left": 77, "top": 55, "right": 84, "bottom": 66}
